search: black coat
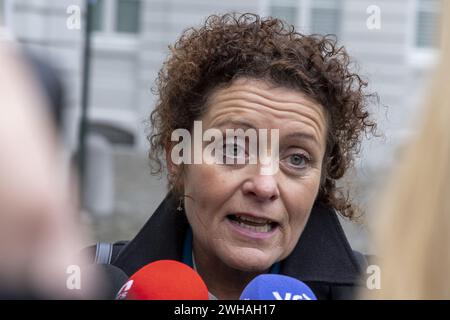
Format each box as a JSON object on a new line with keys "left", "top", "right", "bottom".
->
{"left": 112, "top": 192, "right": 367, "bottom": 300}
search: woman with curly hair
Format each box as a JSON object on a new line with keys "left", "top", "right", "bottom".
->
{"left": 110, "top": 13, "right": 377, "bottom": 300}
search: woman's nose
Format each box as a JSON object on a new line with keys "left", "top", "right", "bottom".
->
{"left": 242, "top": 174, "right": 280, "bottom": 202}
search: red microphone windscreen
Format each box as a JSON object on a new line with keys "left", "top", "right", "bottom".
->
{"left": 116, "top": 260, "right": 209, "bottom": 300}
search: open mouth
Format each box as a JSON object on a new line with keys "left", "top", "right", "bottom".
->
{"left": 226, "top": 214, "right": 278, "bottom": 233}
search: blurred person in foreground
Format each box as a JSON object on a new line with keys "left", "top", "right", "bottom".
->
{"left": 104, "top": 13, "right": 378, "bottom": 300}
{"left": 366, "top": 0, "right": 450, "bottom": 300}
{"left": 0, "top": 42, "right": 96, "bottom": 299}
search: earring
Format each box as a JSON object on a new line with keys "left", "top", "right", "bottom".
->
{"left": 177, "top": 197, "right": 183, "bottom": 211}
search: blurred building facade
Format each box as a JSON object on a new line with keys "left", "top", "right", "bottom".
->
{"left": 0, "top": 0, "right": 441, "bottom": 250}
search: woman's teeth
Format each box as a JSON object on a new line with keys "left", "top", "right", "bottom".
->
{"left": 235, "top": 220, "right": 273, "bottom": 233}
{"left": 229, "top": 214, "right": 275, "bottom": 233}
{"left": 235, "top": 215, "right": 272, "bottom": 224}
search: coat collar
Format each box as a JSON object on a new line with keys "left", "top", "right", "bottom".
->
{"left": 113, "top": 192, "right": 362, "bottom": 285}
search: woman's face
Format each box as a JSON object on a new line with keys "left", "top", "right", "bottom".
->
{"left": 179, "top": 78, "right": 327, "bottom": 272}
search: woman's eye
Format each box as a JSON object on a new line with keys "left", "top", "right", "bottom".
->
{"left": 222, "top": 142, "right": 247, "bottom": 164}
{"left": 224, "top": 143, "right": 244, "bottom": 157}
{"left": 286, "top": 153, "right": 310, "bottom": 169}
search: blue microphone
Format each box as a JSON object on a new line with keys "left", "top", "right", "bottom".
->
{"left": 240, "top": 274, "right": 317, "bottom": 300}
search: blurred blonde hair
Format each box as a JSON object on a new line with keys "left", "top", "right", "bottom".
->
{"left": 369, "top": 0, "right": 450, "bottom": 299}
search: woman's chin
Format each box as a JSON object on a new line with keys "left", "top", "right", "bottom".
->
{"left": 221, "top": 246, "right": 279, "bottom": 273}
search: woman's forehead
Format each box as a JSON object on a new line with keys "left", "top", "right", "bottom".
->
{"left": 202, "top": 78, "right": 327, "bottom": 144}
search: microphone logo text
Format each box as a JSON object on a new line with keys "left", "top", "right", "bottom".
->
{"left": 272, "top": 291, "right": 312, "bottom": 300}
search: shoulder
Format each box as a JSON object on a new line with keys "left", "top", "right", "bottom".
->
{"left": 81, "top": 241, "right": 130, "bottom": 265}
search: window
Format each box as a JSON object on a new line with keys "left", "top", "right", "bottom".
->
{"left": 90, "top": 0, "right": 104, "bottom": 32}
{"left": 90, "top": 0, "right": 141, "bottom": 35}
{"left": 310, "top": 0, "right": 340, "bottom": 35}
{"left": 0, "top": 0, "right": 5, "bottom": 26}
{"left": 0, "top": 0, "right": 12, "bottom": 36}
{"left": 116, "top": 0, "right": 140, "bottom": 33}
{"left": 267, "top": 0, "right": 341, "bottom": 36}
{"left": 408, "top": 0, "right": 440, "bottom": 68}
{"left": 269, "top": 0, "right": 299, "bottom": 27}
{"left": 415, "top": 0, "right": 440, "bottom": 48}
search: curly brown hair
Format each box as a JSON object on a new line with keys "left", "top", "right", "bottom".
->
{"left": 148, "top": 13, "right": 377, "bottom": 220}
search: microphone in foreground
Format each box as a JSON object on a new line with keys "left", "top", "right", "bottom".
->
{"left": 240, "top": 274, "right": 317, "bottom": 300}
{"left": 115, "top": 260, "right": 209, "bottom": 300}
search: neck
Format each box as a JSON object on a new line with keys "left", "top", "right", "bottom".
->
{"left": 192, "top": 240, "right": 266, "bottom": 300}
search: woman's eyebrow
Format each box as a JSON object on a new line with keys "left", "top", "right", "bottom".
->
{"left": 284, "top": 132, "right": 321, "bottom": 146}
{"left": 212, "top": 119, "right": 256, "bottom": 130}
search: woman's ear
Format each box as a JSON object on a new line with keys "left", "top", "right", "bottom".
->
{"left": 165, "top": 142, "right": 186, "bottom": 195}
{"left": 165, "top": 143, "right": 184, "bottom": 185}
{"left": 165, "top": 143, "right": 177, "bottom": 178}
